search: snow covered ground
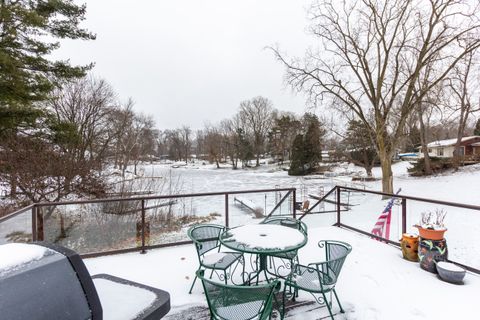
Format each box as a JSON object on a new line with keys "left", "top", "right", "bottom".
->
{"left": 1, "top": 160, "right": 480, "bottom": 318}
{"left": 84, "top": 226, "right": 480, "bottom": 320}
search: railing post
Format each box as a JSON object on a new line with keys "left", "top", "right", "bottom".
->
{"left": 31, "top": 205, "right": 37, "bottom": 242}
{"left": 36, "top": 206, "right": 44, "bottom": 241}
{"left": 402, "top": 198, "right": 407, "bottom": 234}
{"left": 141, "top": 199, "right": 146, "bottom": 254}
{"left": 225, "top": 194, "right": 229, "bottom": 228}
{"left": 292, "top": 189, "right": 296, "bottom": 219}
{"left": 336, "top": 187, "right": 341, "bottom": 226}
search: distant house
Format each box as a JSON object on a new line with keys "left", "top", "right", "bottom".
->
{"left": 419, "top": 136, "right": 480, "bottom": 158}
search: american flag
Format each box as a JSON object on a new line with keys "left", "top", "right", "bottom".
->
{"left": 371, "top": 189, "right": 401, "bottom": 241}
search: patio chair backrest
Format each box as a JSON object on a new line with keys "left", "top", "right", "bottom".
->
{"left": 197, "top": 270, "right": 278, "bottom": 320}
{"left": 260, "top": 216, "right": 308, "bottom": 235}
{"left": 313, "top": 240, "right": 352, "bottom": 287}
{"left": 188, "top": 224, "right": 224, "bottom": 256}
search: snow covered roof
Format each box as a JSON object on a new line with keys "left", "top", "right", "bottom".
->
{"left": 427, "top": 136, "right": 480, "bottom": 148}
{"left": 471, "top": 142, "right": 480, "bottom": 147}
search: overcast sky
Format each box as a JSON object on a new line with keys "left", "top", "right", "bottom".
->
{"left": 55, "top": 0, "right": 314, "bottom": 130}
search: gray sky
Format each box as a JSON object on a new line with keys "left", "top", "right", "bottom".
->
{"left": 55, "top": 0, "right": 314, "bottom": 130}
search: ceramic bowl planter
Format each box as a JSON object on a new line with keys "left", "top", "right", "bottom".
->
{"left": 415, "top": 226, "right": 447, "bottom": 241}
{"left": 436, "top": 261, "right": 466, "bottom": 284}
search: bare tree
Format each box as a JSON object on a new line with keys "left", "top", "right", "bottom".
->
{"left": 272, "top": 0, "right": 480, "bottom": 193}
{"left": 202, "top": 123, "right": 224, "bottom": 168}
{"left": 448, "top": 51, "right": 480, "bottom": 168}
{"left": 49, "top": 76, "right": 117, "bottom": 171}
{"left": 220, "top": 118, "right": 241, "bottom": 169}
{"left": 239, "top": 97, "right": 274, "bottom": 166}
{"left": 413, "top": 75, "right": 445, "bottom": 175}
{"left": 110, "top": 100, "right": 155, "bottom": 176}
{"left": 179, "top": 126, "right": 192, "bottom": 164}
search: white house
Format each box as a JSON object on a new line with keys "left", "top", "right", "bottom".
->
{"left": 418, "top": 136, "right": 480, "bottom": 158}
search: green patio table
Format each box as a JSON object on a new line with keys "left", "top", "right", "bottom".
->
{"left": 219, "top": 224, "right": 308, "bottom": 284}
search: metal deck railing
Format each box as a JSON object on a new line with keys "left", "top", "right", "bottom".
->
{"left": 1, "top": 185, "right": 479, "bottom": 274}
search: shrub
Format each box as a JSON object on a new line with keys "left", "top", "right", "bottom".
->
{"left": 408, "top": 157, "right": 453, "bottom": 176}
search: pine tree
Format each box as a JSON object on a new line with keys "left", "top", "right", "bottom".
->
{"left": 344, "top": 120, "right": 377, "bottom": 177}
{"left": 288, "top": 113, "right": 326, "bottom": 176}
{"left": 288, "top": 134, "right": 306, "bottom": 176}
{"left": 303, "top": 113, "right": 325, "bottom": 166}
{"left": 474, "top": 119, "right": 480, "bottom": 136}
{"left": 0, "top": 0, "right": 95, "bottom": 133}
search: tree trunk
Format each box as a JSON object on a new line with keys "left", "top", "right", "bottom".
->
{"left": 9, "top": 173, "right": 16, "bottom": 198}
{"left": 452, "top": 136, "right": 463, "bottom": 170}
{"left": 378, "top": 147, "right": 394, "bottom": 195}
{"left": 452, "top": 110, "right": 467, "bottom": 170}
{"left": 60, "top": 213, "right": 66, "bottom": 239}
{"left": 362, "top": 150, "right": 373, "bottom": 177}
{"left": 256, "top": 154, "right": 260, "bottom": 167}
{"left": 418, "top": 108, "right": 433, "bottom": 175}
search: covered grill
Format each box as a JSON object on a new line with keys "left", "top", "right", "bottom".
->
{"left": 0, "top": 243, "right": 170, "bottom": 320}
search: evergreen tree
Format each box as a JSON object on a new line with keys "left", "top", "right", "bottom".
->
{"left": 344, "top": 119, "right": 378, "bottom": 177}
{"left": 288, "top": 134, "right": 306, "bottom": 176}
{"left": 303, "top": 113, "right": 325, "bottom": 167}
{"left": 474, "top": 119, "right": 480, "bottom": 136}
{"left": 0, "top": 0, "right": 95, "bottom": 133}
{"left": 288, "top": 113, "right": 325, "bottom": 176}
{"left": 269, "top": 113, "right": 301, "bottom": 163}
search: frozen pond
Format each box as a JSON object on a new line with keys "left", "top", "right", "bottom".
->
{"left": 141, "top": 163, "right": 365, "bottom": 227}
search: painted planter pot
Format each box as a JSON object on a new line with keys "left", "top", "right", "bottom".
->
{"left": 418, "top": 238, "right": 448, "bottom": 273}
{"left": 415, "top": 226, "right": 447, "bottom": 241}
{"left": 400, "top": 233, "right": 419, "bottom": 262}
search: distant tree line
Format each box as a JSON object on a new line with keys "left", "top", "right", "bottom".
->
{"left": 161, "top": 96, "right": 326, "bottom": 174}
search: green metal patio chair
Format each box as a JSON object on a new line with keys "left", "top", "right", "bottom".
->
{"left": 197, "top": 269, "right": 280, "bottom": 320}
{"left": 260, "top": 217, "right": 307, "bottom": 279}
{"left": 188, "top": 224, "right": 244, "bottom": 294}
{"left": 283, "top": 240, "right": 352, "bottom": 319}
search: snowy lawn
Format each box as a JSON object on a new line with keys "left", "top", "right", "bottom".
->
{"left": 84, "top": 226, "right": 479, "bottom": 320}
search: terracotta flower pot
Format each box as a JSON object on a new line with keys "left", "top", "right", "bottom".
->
{"left": 415, "top": 226, "right": 447, "bottom": 240}
{"left": 400, "top": 233, "right": 419, "bottom": 262}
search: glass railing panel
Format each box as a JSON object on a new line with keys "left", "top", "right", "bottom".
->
{"left": 38, "top": 200, "right": 142, "bottom": 255}
{"left": 340, "top": 189, "right": 404, "bottom": 242}
{"left": 148, "top": 195, "right": 225, "bottom": 246}
{"left": 300, "top": 188, "right": 339, "bottom": 227}
{"left": 227, "top": 190, "right": 295, "bottom": 227}
{"left": 406, "top": 199, "right": 480, "bottom": 271}
{"left": 0, "top": 209, "right": 32, "bottom": 244}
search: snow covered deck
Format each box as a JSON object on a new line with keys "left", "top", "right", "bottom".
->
{"left": 84, "top": 226, "right": 480, "bottom": 319}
